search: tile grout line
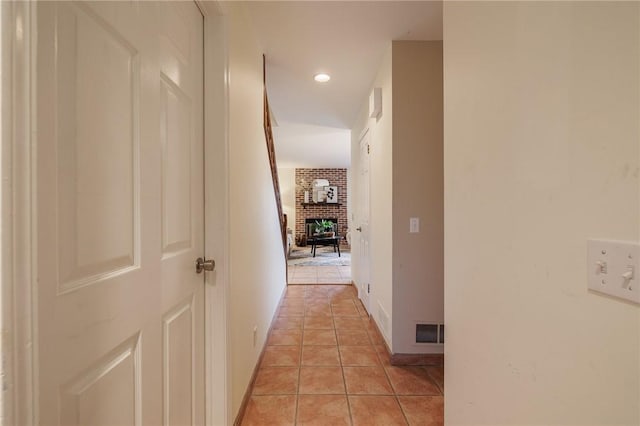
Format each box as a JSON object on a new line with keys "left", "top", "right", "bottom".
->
{"left": 331, "top": 290, "right": 355, "bottom": 426}
{"left": 377, "top": 347, "right": 412, "bottom": 425}
{"left": 292, "top": 286, "right": 312, "bottom": 425}
{"left": 425, "top": 367, "right": 444, "bottom": 396}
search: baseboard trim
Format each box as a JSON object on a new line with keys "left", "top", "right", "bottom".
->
{"left": 390, "top": 352, "right": 444, "bottom": 366}
{"left": 368, "top": 311, "right": 444, "bottom": 367}
{"left": 232, "top": 284, "right": 288, "bottom": 426}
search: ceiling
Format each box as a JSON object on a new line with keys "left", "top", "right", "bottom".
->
{"left": 244, "top": 1, "right": 443, "bottom": 168}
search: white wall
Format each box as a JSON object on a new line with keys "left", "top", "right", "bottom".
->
{"left": 277, "top": 167, "right": 296, "bottom": 233}
{"left": 444, "top": 2, "right": 640, "bottom": 424}
{"left": 352, "top": 45, "right": 394, "bottom": 345}
{"left": 224, "top": 2, "right": 287, "bottom": 419}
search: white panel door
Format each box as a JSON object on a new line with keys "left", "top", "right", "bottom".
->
{"left": 35, "top": 2, "right": 204, "bottom": 425}
{"left": 357, "top": 130, "right": 371, "bottom": 312}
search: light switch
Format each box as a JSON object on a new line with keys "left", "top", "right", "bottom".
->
{"left": 410, "top": 217, "right": 420, "bottom": 233}
{"left": 587, "top": 239, "right": 640, "bottom": 304}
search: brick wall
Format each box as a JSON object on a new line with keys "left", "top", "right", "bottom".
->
{"left": 295, "top": 168, "right": 348, "bottom": 246}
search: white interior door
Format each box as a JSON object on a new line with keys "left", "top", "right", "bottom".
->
{"left": 357, "top": 130, "right": 371, "bottom": 312}
{"left": 35, "top": 2, "right": 205, "bottom": 425}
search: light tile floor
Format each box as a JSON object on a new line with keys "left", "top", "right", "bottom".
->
{"left": 288, "top": 266, "right": 352, "bottom": 284}
{"left": 240, "top": 285, "right": 444, "bottom": 426}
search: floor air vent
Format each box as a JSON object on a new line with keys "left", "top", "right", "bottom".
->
{"left": 416, "top": 324, "right": 444, "bottom": 344}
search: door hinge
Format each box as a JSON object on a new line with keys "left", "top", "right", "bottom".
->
{"left": 367, "top": 144, "right": 370, "bottom": 154}
{"left": 367, "top": 284, "right": 370, "bottom": 293}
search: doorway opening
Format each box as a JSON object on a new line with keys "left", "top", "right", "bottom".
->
{"left": 283, "top": 168, "right": 352, "bottom": 285}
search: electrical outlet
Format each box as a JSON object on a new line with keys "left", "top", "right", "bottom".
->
{"left": 253, "top": 326, "right": 258, "bottom": 347}
{"left": 587, "top": 239, "right": 640, "bottom": 304}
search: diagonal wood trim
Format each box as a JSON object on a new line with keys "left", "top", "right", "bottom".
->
{"left": 262, "top": 55, "right": 288, "bottom": 258}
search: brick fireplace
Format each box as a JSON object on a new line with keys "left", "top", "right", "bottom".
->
{"left": 295, "top": 168, "right": 348, "bottom": 246}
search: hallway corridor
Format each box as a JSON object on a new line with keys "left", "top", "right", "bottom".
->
{"left": 240, "top": 285, "right": 444, "bottom": 425}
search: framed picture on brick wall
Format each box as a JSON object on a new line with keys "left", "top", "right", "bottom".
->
{"left": 325, "top": 186, "right": 338, "bottom": 203}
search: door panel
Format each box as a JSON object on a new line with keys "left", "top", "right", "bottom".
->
{"left": 36, "top": 2, "right": 204, "bottom": 424}
{"left": 160, "top": 74, "right": 193, "bottom": 256}
{"left": 357, "top": 131, "right": 371, "bottom": 312}
{"left": 55, "top": 1, "right": 139, "bottom": 293}
{"left": 163, "top": 298, "right": 195, "bottom": 426}
{"left": 60, "top": 334, "right": 141, "bottom": 426}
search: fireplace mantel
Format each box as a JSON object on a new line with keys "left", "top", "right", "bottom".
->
{"left": 301, "top": 202, "right": 342, "bottom": 209}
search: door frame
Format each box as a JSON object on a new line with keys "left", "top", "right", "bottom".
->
{"left": 196, "top": 1, "right": 231, "bottom": 425}
{"left": 2, "top": 1, "right": 232, "bottom": 425}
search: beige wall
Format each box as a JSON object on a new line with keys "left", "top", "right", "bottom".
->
{"left": 444, "top": 2, "right": 640, "bottom": 424}
{"left": 351, "top": 42, "right": 444, "bottom": 353}
{"left": 392, "top": 41, "right": 443, "bottom": 354}
{"left": 352, "top": 45, "right": 394, "bottom": 345}
{"left": 225, "top": 2, "right": 287, "bottom": 418}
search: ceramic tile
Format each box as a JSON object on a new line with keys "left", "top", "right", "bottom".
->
{"left": 305, "top": 290, "right": 329, "bottom": 299}
{"left": 278, "top": 305, "right": 305, "bottom": 317}
{"left": 425, "top": 366, "right": 444, "bottom": 392}
{"left": 296, "top": 395, "right": 351, "bottom": 426}
{"left": 329, "top": 286, "right": 357, "bottom": 297}
{"left": 336, "top": 329, "right": 371, "bottom": 345}
{"left": 367, "top": 329, "right": 386, "bottom": 345}
{"left": 241, "top": 395, "right": 296, "bottom": 426}
{"left": 268, "top": 329, "right": 302, "bottom": 346}
{"left": 239, "top": 284, "right": 444, "bottom": 426}
{"left": 317, "top": 278, "right": 346, "bottom": 284}
{"left": 304, "top": 299, "right": 330, "bottom": 308}
{"left": 252, "top": 367, "right": 299, "bottom": 395}
{"left": 333, "top": 316, "right": 365, "bottom": 330}
{"left": 375, "top": 345, "right": 392, "bottom": 367}
{"left": 356, "top": 306, "right": 369, "bottom": 318}
{"left": 303, "top": 329, "right": 337, "bottom": 346}
{"left": 284, "top": 286, "right": 307, "bottom": 297}
{"left": 272, "top": 316, "right": 303, "bottom": 330}
{"left": 331, "top": 300, "right": 355, "bottom": 308}
{"left": 398, "top": 396, "right": 444, "bottom": 426}
{"left": 299, "top": 367, "right": 345, "bottom": 394}
{"left": 304, "top": 316, "right": 334, "bottom": 329}
{"left": 289, "top": 277, "right": 314, "bottom": 284}
{"left": 280, "top": 298, "right": 305, "bottom": 308}
{"left": 261, "top": 346, "right": 301, "bottom": 367}
{"left": 294, "top": 272, "right": 318, "bottom": 279}
{"left": 348, "top": 396, "right": 407, "bottom": 426}
{"left": 385, "top": 367, "right": 441, "bottom": 396}
{"left": 301, "top": 345, "right": 340, "bottom": 366}
{"left": 343, "top": 367, "right": 393, "bottom": 395}
{"left": 330, "top": 293, "right": 356, "bottom": 303}
{"left": 332, "top": 304, "right": 360, "bottom": 317}
{"left": 339, "top": 345, "right": 380, "bottom": 366}
{"left": 305, "top": 305, "right": 332, "bottom": 317}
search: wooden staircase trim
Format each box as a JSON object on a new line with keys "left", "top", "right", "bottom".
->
{"left": 262, "top": 55, "right": 288, "bottom": 258}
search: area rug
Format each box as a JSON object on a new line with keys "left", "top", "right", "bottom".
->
{"left": 287, "top": 246, "right": 351, "bottom": 266}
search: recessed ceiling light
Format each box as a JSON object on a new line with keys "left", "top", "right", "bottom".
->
{"left": 314, "top": 73, "right": 331, "bottom": 83}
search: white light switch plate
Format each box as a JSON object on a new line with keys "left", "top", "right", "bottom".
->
{"left": 587, "top": 239, "right": 640, "bottom": 304}
{"left": 410, "top": 217, "right": 419, "bottom": 233}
